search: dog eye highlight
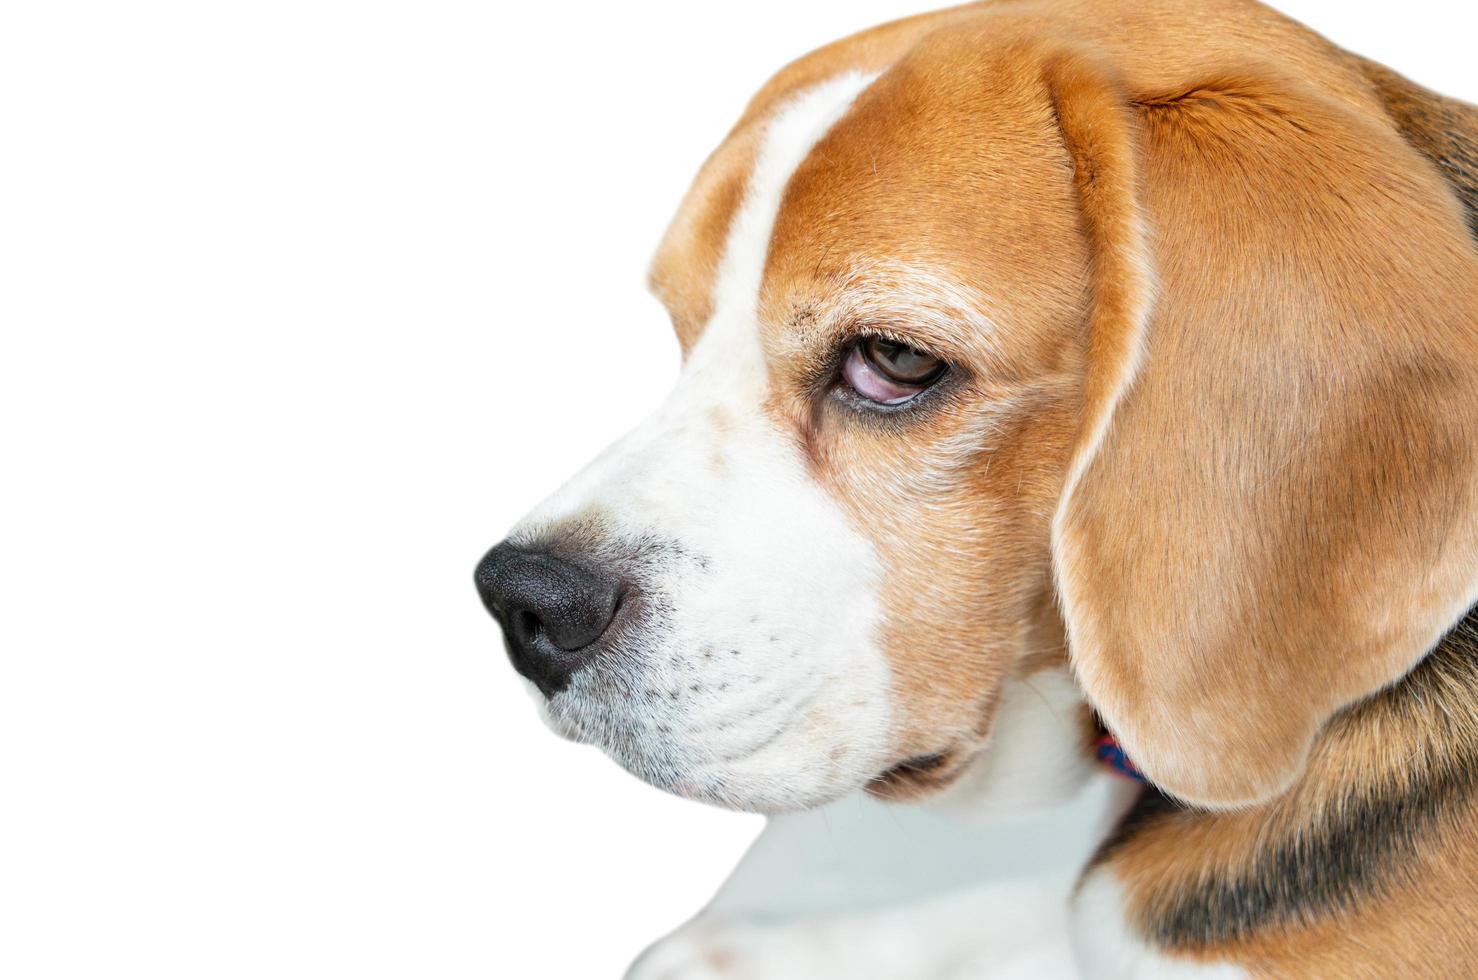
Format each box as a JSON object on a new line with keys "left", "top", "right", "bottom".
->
{"left": 841, "top": 337, "right": 948, "bottom": 405}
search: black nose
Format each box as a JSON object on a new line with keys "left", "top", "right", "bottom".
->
{"left": 474, "top": 541, "right": 623, "bottom": 697}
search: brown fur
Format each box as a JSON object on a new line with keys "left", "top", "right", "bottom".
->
{"left": 647, "top": 0, "right": 1478, "bottom": 969}
{"left": 1357, "top": 58, "right": 1478, "bottom": 241}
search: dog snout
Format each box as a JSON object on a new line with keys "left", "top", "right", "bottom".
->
{"left": 474, "top": 541, "right": 624, "bottom": 697}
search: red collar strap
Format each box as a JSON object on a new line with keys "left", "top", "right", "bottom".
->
{"left": 1094, "top": 733, "right": 1147, "bottom": 783}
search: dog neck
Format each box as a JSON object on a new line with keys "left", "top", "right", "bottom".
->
{"left": 1088, "top": 606, "right": 1478, "bottom": 953}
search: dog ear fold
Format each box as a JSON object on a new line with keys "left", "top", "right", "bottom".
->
{"left": 1047, "top": 56, "right": 1478, "bottom": 807}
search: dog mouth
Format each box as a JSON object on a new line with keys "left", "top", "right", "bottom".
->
{"left": 545, "top": 670, "right": 967, "bottom": 807}
{"left": 866, "top": 748, "right": 965, "bottom": 800}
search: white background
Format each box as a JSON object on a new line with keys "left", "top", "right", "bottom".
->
{"left": 2, "top": 2, "right": 1472, "bottom": 977}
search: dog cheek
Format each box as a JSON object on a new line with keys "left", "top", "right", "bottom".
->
{"left": 814, "top": 402, "right": 1072, "bottom": 761}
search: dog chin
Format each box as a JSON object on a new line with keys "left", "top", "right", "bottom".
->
{"left": 532, "top": 690, "right": 895, "bottom": 813}
{"left": 645, "top": 745, "right": 974, "bottom": 813}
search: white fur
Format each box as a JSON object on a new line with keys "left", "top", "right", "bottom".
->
{"left": 1072, "top": 874, "right": 1248, "bottom": 980}
{"left": 629, "top": 880, "right": 1080, "bottom": 980}
{"left": 508, "top": 73, "right": 887, "bottom": 812}
{"left": 626, "top": 673, "right": 1242, "bottom": 978}
{"left": 928, "top": 668, "right": 1101, "bottom": 820}
{"left": 630, "top": 771, "right": 1137, "bottom": 979}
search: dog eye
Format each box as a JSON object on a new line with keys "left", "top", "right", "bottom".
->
{"left": 841, "top": 337, "right": 947, "bottom": 405}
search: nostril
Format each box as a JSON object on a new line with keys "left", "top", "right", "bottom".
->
{"left": 513, "top": 609, "right": 542, "bottom": 643}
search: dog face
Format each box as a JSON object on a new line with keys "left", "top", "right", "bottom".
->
{"left": 478, "top": 5, "right": 1478, "bottom": 813}
{"left": 480, "top": 54, "right": 1095, "bottom": 812}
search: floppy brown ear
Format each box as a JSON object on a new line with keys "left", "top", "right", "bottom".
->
{"left": 1047, "top": 57, "right": 1478, "bottom": 807}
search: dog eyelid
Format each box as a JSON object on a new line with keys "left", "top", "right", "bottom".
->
{"left": 838, "top": 337, "right": 949, "bottom": 406}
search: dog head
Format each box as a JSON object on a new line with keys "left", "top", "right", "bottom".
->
{"left": 477, "top": 3, "right": 1478, "bottom": 813}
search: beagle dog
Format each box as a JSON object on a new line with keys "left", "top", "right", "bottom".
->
{"left": 475, "top": 0, "right": 1478, "bottom": 976}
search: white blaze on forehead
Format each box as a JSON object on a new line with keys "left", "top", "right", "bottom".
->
{"left": 510, "top": 73, "right": 894, "bottom": 812}
{"left": 713, "top": 70, "right": 881, "bottom": 330}
{"left": 681, "top": 70, "right": 881, "bottom": 404}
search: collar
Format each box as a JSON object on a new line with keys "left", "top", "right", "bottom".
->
{"left": 1095, "top": 733, "right": 1146, "bottom": 782}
